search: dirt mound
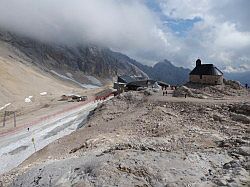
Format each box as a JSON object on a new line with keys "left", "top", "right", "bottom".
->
{"left": 173, "top": 81, "right": 248, "bottom": 99}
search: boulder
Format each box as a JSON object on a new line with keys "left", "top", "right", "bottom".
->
{"left": 173, "top": 86, "right": 193, "bottom": 97}
{"left": 229, "top": 103, "right": 250, "bottom": 116}
{"left": 230, "top": 113, "right": 250, "bottom": 124}
{"left": 224, "top": 80, "right": 243, "bottom": 90}
{"left": 237, "top": 146, "right": 250, "bottom": 156}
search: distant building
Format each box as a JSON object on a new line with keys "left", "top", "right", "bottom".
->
{"left": 189, "top": 59, "right": 223, "bottom": 85}
{"left": 114, "top": 75, "right": 169, "bottom": 91}
{"left": 117, "top": 75, "right": 136, "bottom": 84}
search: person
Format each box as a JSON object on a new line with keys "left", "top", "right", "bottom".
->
{"left": 185, "top": 94, "right": 187, "bottom": 98}
{"left": 166, "top": 90, "right": 168, "bottom": 96}
{"left": 245, "top": 83, "right": 248, "bottom": 89}
{"left": 163, "top": 91, "right": 165, "bottom": 96}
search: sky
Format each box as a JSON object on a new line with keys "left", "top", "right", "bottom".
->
{"left": 0, "top": 0, "right": 249, "bottom": 72}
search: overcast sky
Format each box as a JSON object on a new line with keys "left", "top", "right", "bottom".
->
{"left": 0, "top": 0, "right": 249, "bottom": 72}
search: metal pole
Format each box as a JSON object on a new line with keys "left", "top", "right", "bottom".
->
{"left": 3, "top": 111, "right": 6, "bottom": 127}
{"left": 14, "top": 112, "right": 16, "bottom": 128}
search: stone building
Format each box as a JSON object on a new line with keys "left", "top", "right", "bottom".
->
{"left": 189, "top": 59, "right": 223, "bottom": 85}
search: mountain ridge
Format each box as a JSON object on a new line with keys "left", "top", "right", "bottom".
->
{"left": 130, "top": 59, "right": 191, "bottom": 85}
{"left": 0, "top": 29, "right": 148, "bottom": 86}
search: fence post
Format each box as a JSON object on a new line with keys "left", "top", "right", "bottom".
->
{"left": 3, "top": 111, "right": 6, "bottom": 127}
{"left": 14, "top": 112, "right": 16, "bottom": 128}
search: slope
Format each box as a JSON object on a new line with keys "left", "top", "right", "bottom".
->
{"left": 0, "top": 40, "right": 80, "bottom": 110}
{"left": 0, "top": 29, "right": 147, "bottom": 87}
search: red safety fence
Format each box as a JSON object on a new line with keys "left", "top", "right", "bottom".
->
{"left": 0, "top": 94, "right": 114, "bottom": 138}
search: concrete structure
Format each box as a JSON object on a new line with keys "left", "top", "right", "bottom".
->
{"left": 114, "top": 75, "right": 170, "bottom": 92}
{"left": 189, "top": 59, "right": 223, "bottom": 85}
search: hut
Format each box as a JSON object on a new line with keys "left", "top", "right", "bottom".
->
{"left": 117, "top": 75, "right": 136, "bottom": 84}
{"left": 189, "top": 59, "right": 223, "bottom": 85}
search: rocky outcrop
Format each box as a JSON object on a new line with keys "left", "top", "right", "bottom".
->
{"left": 224, "top": 79, "right": 243, "bottom": 90}
{"left": 230, "top": 113, "right": 250, "bottom": 124}
{"left": 173, "top": 82, "right": 249, "bottom": 99}
{"left": 173, "top": 86, "right": 193, "bottom": 97}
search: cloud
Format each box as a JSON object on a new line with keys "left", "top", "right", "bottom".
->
{"left": 0, "top": 0, "right": 169, "bottom": 64}
{"left": 0, "top": 0, "right": 249, "bottom": 72}
{"left": 158, "top": 0, "right": 250, "bottom": 72}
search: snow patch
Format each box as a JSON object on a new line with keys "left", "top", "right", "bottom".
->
{"left": 25, "top": 98, "right": 32, "bottom": 103}
{"left": 0, "top": 103, "right": 11, "bottom": 111}
{"left": 51, "top": 70, "right": 100, "bottom": 89}
{"left": 40, "top": 92, "right": 47, "bottom": 96}
{"left": 86, "top": 76, "right": 102, "bottom": 86}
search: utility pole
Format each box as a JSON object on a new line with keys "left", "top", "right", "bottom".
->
{"left": 2, "top": 111, "right": 17, "bottom": 128}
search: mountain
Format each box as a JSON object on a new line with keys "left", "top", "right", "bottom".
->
{"left": 224, "top": 72, "right": 250, "bottom": 85}
{"left": 0, "top": 28, "right": 150, "bottom": 108}
{"left": 0, "top": 27, "right": 190, "bottom": 100}
{"left": 0, "top": 29, "right": 147, "bottom": 87}
{"left": 130, "top": 59, "right": 190, "bottom": 85}
{"left": 0, "top": 38, "right": 81, "bottom": 107}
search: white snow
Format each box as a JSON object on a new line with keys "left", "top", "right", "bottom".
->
{"left": 0, "top": 101, "right": 99, "bottom": 174}
{"left": 25, "top": 98, "right": 32, "bottom": 103}
{"left": 40, "top": 92, "right": 47, "bottom": 96}
{"left": 86, "top": 76, "right": 102, "bottom": 86}
{"left": 0, "top": 103, "right": 11, "bottom": 111}
{"left": 25, "top": 96, "right": 33, "bottom": 103}
{"left": 51, "top": 70, "right": 100, "bottom": 89}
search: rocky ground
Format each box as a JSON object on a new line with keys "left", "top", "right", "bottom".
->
{"left": 173, "top": 80, "right": 248, "bottom": 99}
{"left": 0, "top": 89, "right": 249, "bottom": 186}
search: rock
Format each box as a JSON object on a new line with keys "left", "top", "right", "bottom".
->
{"left": 152, "top": 88, "right": 160, "bottom": 92}
{"left": 144, "top": 89, "right": 153, "bottom": 96}
{"left": 237, "top": 146, "right": 250, "bottom": 156}
{"left": 173, "top": 86, "right": 193, "bottom": 97}
{"left": 242, "top": 161, "right": 250, "bottom": 170}
{"left": 213, "top": 114, "right": 224, "bottom": 122}
{"left": 230, "top": 113, "right": 250, "bottom": 124}
{"left": 229, "top": 160, "right": 241, "bottom": 168}
{"left": 197, "top": 95, "right": 208, "bottom": 99}
{"left": 223, "top": 163, "right": 231, "bottom": 169}
{"left": 229, "top": 103, "right": 250, "bottom": 116}
{"left": 215, "top": 179, "right": 228, "bottom": 186}
{"left": 224, "top": 80, "right": 243, "bottom": 90}
{"left": 206, "top": 108, "right": 213, "bottom": 111}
